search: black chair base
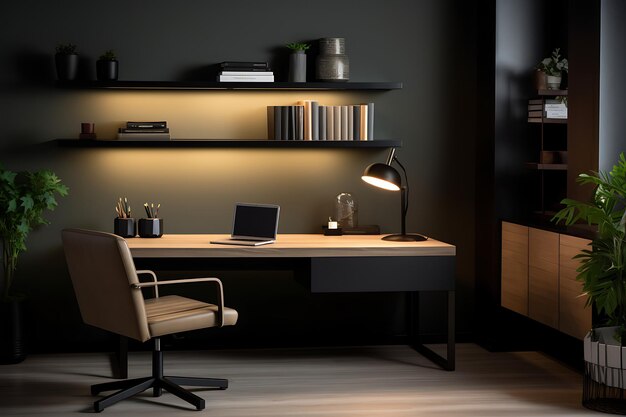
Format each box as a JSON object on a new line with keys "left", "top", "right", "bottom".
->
{"left": 91, "top": 338, "right": 228, "bottom": 412}
{"left": 92, "top": 375, "right": 227, "bottom": 412}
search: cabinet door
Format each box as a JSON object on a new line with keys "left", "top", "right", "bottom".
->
{"left": 559, "top": 234, "right": 592, "bottom": 339}
{"left": 528, "top": 228, "right": 559, "bottom": 328}
{"left": 501, "top": 222, "right": 529, "bottom": 315}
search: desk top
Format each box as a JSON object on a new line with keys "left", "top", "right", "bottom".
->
{"left": 126, "top": 234, "right": 455, "bottom": 258}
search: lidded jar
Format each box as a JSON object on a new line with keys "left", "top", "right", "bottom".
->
{"left": 335, "top": 192, "right": 358, "bottom": 228}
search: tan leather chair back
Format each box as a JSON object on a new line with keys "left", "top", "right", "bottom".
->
{"left": 62, "top": 229, "right": 151, "bottom": 342}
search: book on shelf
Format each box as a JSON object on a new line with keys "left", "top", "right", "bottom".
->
{"left": 347, "top": 105, "right": 354, "bottom": 140}
{"left": 327, "top": 105, "right": 334, "bottom": 140}
{"left": 311, "top": 101, "right": 319, "bottom": 140}
{"left": 359, "top": 104, "right": 368, "bottom": 140}
{"left": 528, "top": 111, "right": 543, "bottom": 118}
{"left": 333, "top": 106, "right": 341, "bottom": 140}
{"left": 319, "top": 106, "right": 326, "bottom": 140}
{"left": 117, "top": 132, "right": 171, "bottom": 141}
{"left": 220, "top": 71, "right": 274, "bottom": 76}
{"left": 127, "top": 121, "right": 167, "bottom": 129}
{"left": 353, "top": 106, "right": 361, "bottom": 140}
{"left": 341, "top": 106, "right": 349, "bottom": 140}
{"left": 220, "top": 61, "right": 269, "bottom": 69}
{"left": 120, "top": 128, "right": 170, "bottom": 133}
{"left": 367, "top": 103, "right": 375, "bottom": 140}
{"left": 281, "top": 106, "right": 289, "bottom": 140}
{"left": 218, "top": 75, "right": 274, "bottom": 82}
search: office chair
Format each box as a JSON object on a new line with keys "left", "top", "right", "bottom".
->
{"left": 62, "top": 228, "right": 238, "bottom": 412}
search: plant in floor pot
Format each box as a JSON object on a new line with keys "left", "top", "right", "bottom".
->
{"left": 552, "top": 152, "right": 626, "bottom": 414}
{"left": 55, "top": 43, "right": 79, "bottom": 81}
{"left": 286, "top": 42, "right": 310, "bottom": 82}
{"left": 0, "top": 167, "right": 68, "bottom": 364}
{"left": 96, "top": 49, "right": 118, "bottom": 81}
{"left": 537, "top": 47, "right": 568, "bottom": 89}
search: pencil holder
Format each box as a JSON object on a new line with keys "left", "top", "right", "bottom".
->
{"left": 114, "top": 218, "right": 136, "bottom": 238}
{"left": 138, "top": 218, "right": 163, "bottom": 238}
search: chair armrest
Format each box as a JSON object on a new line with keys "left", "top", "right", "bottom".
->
{"left": 136, "top": 270, "right": 159, "bottom": 298}
{"left": 131, "top": 277, "right": 225, "bottom": 327}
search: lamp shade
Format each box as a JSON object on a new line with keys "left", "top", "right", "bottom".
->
{"left": 361, "top": 163, "right": 401, "bottom": 191}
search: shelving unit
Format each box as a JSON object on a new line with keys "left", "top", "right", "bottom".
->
{"left": 55, "top": 139, "right": 402, "bottom": 148}
{"left": 526, "top": 90, "right": 568, "bottom": 217}
{"left": 55, "top": 80, "right": 402, "bottom": 91}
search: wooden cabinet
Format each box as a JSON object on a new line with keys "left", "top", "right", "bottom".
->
{"left": 559, "top": 234, "right": 592, "bottom": 339}
{"left": 500, "top": 221, "right": 592, "bottom": 339}
{"left": 501, "top": 222, "right": 529, "bottom": 315}
{"left": 528, "top": 228, "right": 559, "bottom": 328}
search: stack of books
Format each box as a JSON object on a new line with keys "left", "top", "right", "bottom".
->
{"left": 528, "top": 99, "right": 568, "bottom": 121}
{"left": 544, "top": 99, "right": 567, "bottom": 119}
{"left": 267, "top": 101, "right": 374, "bottom": 141}
{"left": 218, "top": 61, "right": 274, "bottom": 82}
{"left": 117, "top": 121, "right": 170, "bottom": 141}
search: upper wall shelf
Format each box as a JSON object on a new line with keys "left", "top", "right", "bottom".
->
{"left": 55, "top": 81, "right": 403, "bottom": 91}
{"left": 55, "top": 139, "right": 402, "bottom": 148}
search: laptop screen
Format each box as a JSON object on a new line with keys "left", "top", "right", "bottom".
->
{"left": 232, "top": 203, "right": 280, "bottom": 239}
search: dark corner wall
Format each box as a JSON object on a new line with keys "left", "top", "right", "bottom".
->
{"left": 0, "top": 0, "right": 478, "bottom": 351}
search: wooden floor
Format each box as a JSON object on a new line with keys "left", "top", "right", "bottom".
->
{"left": 0, "top": 344, "right": 601, "bottom": 416}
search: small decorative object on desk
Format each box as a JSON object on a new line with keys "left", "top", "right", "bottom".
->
{"left": 286, "top": 42, "right": 310, "bottom": 82}
{"left": 79, "top": 122, "right": 96, "bottom": 140}
{"left": 335, "top": 192, "right": 357, "bottom": 228}
{"left": 96, "top": 49, "right": 118, "bottom": 81}
{"left": 316, "top": 37, "right": 349, "bottom": 82}
{"left": 114, "top": 197, "right": 135, "bottom": 238}
{"left": 536, "top": 48, "right": 568, "bottom": 90}
{"left": 323, "top": 217, "right": 342, "bottom": 236}
{"left": 139, "top": 202, "right": 162, "bottom": 238}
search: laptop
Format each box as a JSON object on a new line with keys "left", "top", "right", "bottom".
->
{"left": 210, "top": 203, "right": 280, "bottom": 246}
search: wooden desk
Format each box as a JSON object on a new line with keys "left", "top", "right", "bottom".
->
{"left": 124, "top": 234, "right": 456, "bottom": 371}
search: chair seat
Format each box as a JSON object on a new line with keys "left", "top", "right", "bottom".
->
{"left": 145, "top": 295, "right": 238, "bottom": 337}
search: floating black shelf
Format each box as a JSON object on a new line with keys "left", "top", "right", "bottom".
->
{"left": 525, "top": 162, "right": 568, "bottom": 171}
{"left": 55, "top": 80, "right": 403, "bottom": 91}
{"left": 55, "top": 139, "right": 402, "bottom": 148}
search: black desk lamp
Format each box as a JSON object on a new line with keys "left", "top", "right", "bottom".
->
{"left": 361, "top": 148, "right": 427, "bottom": 241}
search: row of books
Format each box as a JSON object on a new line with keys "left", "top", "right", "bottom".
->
{"left": 267, "top": 101, "right": 375, "bottom": 141}
{"left": 528, "top": 99, "right": 568, "bottom": 121}
{"left": 218, "top": 61, "right": 274, "bottom": 82}
{"left": 117, "top": 121, "right": 170, "bottom": 141}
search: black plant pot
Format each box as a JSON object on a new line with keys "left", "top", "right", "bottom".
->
{"left": 0, "top": 300, "right": 26, "bottom": 364}
{"left": 96, "top": 60, "right": 119, "bottom": 81}
{"left": 138, "top": 218, "right": 163, "bottom": 238}
{"left": 55, "top": 53, "right": 79, "bottom": 81}
{"left": 114, "top": 218, "right": 136, "bottom": 238}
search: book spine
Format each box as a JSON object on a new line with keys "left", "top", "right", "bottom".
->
{"left": 348, "top": 105, "right": 354, "bottom": 140}
{"left": 218, "top": 75, "right": 274, "bottom": 82}
{"left": 119, "top": 128, "right": 169, "bottom": 133}
{"left": 127, "top": 121, "right": 167, "bottom": 129}
{"left": 220, "top": 71, "right": 274, "bottom": 76}
{"left": 290, "top": 106, "right": 296, "bottom": 140}
{"left": 299, "top": 100, "right": 312, "bottom": 140}
{"left": 220, "top": 61, "right": 268, "bottom": 68}
{"left": 296, "top": 105, "right": 304, "bottom": 140}
{"left": 360, "top": 104, "right": 368, "bottom": 140}
{"left": 319, "top": 106, "right": 326, "bottom": 141}
{"left": 333, "top": 106, "right": 341, "bottom": 140}
{"left": 353, "top": 106, "right": 361, "bottom": 140}
{"left": 281, "top": 106, "right": 289, "bottom": 140}
{"left": 327, "top": 105, "right": 334, "bottom": 140}
{"left": 267, "top": 106, "right": 275, "bottom": 140}
{"left": 367, "top": 102, "right": 374, "bottom": 140}
{"left": 311, "top": 101, "right": 319, "bottom": 140}
{"left": 341, "top": 106, "right": 349, "bottom": 141}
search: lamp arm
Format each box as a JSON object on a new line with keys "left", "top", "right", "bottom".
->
{"left": 392, "top": 156, "right": 410, "bottom": 216}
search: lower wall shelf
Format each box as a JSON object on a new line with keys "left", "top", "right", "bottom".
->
{"left": 54, "top": 139, "right": 402, "bottom": 148}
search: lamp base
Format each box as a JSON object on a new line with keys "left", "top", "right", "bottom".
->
{"left": 382, "top": 233, "right": 428, "bottom": 242}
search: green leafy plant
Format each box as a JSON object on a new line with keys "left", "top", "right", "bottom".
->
{"left": 286, "top": 42, "right": 310, "bottom": 51}
{"left": 99, "top": 50, "right": 117, "bottom": 61}
{"left": 55, "top": 43, "right": 77, "bottom": 55}
{"left": 552, "top": 153, "right": 626, "bottom": 340}
{"left": 537, "top": 48, "right": 568, "bottom": 76}
{"left": 0, "top": 167, "right": 69, "bottom": 301}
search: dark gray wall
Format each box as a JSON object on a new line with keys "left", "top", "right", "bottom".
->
{"left": 600, "top": 0, "right": 626, "bottom": 172}
{"left": 0, "top": 0, "right": 477, "bottom": 350}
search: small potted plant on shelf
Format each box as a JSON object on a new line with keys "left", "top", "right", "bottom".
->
{"left": 96, "top": 49, "right": 119, "bottom": 81}
{"left": 55, "top": 43, "right": 79, "bottom": 81}
{"left": 0, "top": 166, "right": 69, "bottom": 364}
{"left": 536, "top": 47, "right": 568, "bottom": 90}
{"left": 552, "top": 152, "right": 626, "bottom": 413}
{"left": 286, "top": 42, "right": 310, "bottom": 82}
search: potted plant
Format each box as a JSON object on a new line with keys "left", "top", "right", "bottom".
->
{"left": 96, "top": 49, "right": 118, "bottom": 81}
{"left": 286, "top": 42, "right": 310, "bottom": 82}
{"left": 536, "top": 47, "right": 568, "bottom": 90}
{"left": 0, "top": 167, "right": 68, "bottom": 364}
{"left": 552, "top": 153, "right": 626, "bottom": 412}
{"left": 55, "top": 43, "right": 79, "bottom": 81}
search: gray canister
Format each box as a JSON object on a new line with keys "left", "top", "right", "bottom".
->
{"left": 316, "top": 38, "right": 349, "bottom": 81}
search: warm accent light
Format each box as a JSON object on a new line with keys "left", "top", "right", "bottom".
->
{"left": 361, "top": 148, "right": 427, "bottom": 242}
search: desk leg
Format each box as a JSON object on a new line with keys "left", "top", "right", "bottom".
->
{"left": 112, "top": 335, "right": 128, "bottom": 379}
{"left": 409, "top": 290, "right": 455, "bottom": 371}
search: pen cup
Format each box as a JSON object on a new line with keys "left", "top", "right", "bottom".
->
{"left": 138, "top": 218, "right": 163, "bottom": 238}
{"left": 114, "top": 218, "right": 136, "bottom": 238}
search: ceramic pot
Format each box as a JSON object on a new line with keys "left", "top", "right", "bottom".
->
{"left": 289, "top": 51, "right": 307, "bottom": 82}
{"left": 546, "top": 75, "right": 562, "bottom": 90}
{"left": 316, "top": 38, "right": 349, "bottom": 82}
{"left": 55, "top": 54, "right": 79, "bottom": 81}
{"left": 534, "top": 70, "right": 547, "bottom": 90}
{"left": 96, "top": 60, "right": 118, "bottom": 81}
